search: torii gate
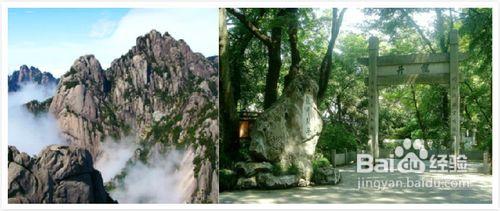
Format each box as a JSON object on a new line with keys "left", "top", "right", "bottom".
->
{"left": 359, "top": 29, "right": 467, "bottom": 159}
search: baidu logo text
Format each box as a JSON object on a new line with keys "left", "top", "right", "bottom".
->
{"left": 357, "top": 139, "right": 467, "bottom": 173}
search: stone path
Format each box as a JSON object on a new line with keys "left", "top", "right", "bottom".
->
{"left": 219, "top": 161, "right": 492, "bottom": 204}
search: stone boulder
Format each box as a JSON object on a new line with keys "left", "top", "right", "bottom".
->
{"left": 8, "top": 145, "right": 116, "bottom": 203}
{"left": 249, "top": 75, "right": 323, "bottom": 181}
{"left": 256, "top": 173, "right": 299, "bottom": 189}
{"left": 236, "top": 177, "right": 257, "bottom": 189}
{"left": 312, "top": 166, "right": 342, "bottom": 185}
{"left": 234, "top": 162, "right": 273, "bottom": 177}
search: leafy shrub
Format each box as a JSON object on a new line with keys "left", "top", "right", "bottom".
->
{"left": 63, "top": 80, "right": 79, "bottom": 89}
{"left": 153, "top": 66, "right": 169, "bottom": 76}
{"left": 317, "top": 123, "right": 358, "bottom": 155}
{"left": 312, "top": 153, "right": 334, "bottom": 184}
{"left": 312, "top": 153, "right": 331, "bottom": 170}
{"left": 219, "top": 169, "right": 238, "bottom": 192}
{"left": 63, "top": 67, "right": 77, "bottom": 77}
{"left": 271, "top": 164, "right": 283, "bottom": 176}
{"left": 271, "top": 163, "right": 300, "bottom": 176}
{"left": 286, "top": 163, "right": 300, "bottom": 175}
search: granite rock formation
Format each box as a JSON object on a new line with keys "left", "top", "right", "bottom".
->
{"left": 47, "top": 30, "right": 218, "bottom": 203}
{"left": 8, "top": 145, "right": 115, "bottom": 203}
{"left": 249, "top": 75, "right": 323, "bottom": 183}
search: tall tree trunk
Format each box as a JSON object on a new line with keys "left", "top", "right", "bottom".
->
{"left": 263, "top": 9, "right": 286, "bottom": 109}
{"left": 229, "top": 33, "right": 252, "bottom": 105}
{"left": 336, "top": 95, "right": 342, "bottom": 122}
{"left": 227, "top": 8, "right": 285, "bottom": 109}
{"left": 219, "top": 9, "right": 239, "bottom": 163}
{"left": 411, "top": 85, "right": 428, "bottom": 147}
{"left": 264, "top": 43, "right": 282, "bottom": 109}
{"left": 317, "top": 8, "right": 346, "bottom": 103}
{"left": 284, "top": 8, "right": 301, "bottom": 89}
{"left": 436, "top": 9, "right": 448, "bottom": 53}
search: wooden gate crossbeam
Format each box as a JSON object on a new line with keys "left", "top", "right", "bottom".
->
{"left": 358, "top": 52, "right": 467, "bottom": 67}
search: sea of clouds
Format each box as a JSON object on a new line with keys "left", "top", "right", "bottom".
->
{"left": 95, "top": 137, "right": 196, "bottom": 203}
{"left": 8, "top": 83, "right": 64, "bottom": 155}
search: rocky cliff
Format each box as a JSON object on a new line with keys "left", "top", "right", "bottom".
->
{"left": 8, "top": 145, "right": 115, "bottom": 203}
{"left": 8, "top": 65, "right": 58, "bottom": 92}
{"left": 48, "top": 30, "right": 218, "bottom": 203}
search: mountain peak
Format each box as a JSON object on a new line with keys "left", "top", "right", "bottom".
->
{"left": 72, "top": 55, "right": 101, "bottom": 69}
{"left": 8, "top": 65, "right": 57, "bottom": 92}
{"left": 48, "top": 30, "right": 218, "bottom": 203}
{"left": 19, "top": 64, "right": 29, "bottom": 71}
{"left": 18, "top": 65, "right": 41, "bottom": 75}
{"left": 147, "top": 29, "right": 162, "bottom": 37}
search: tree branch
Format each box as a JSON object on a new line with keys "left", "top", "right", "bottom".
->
{"left": 464, "top": 80, "right": 492, "bottom": 125}
{"left": 401, "top": 10, "right": 436, "bottom": 53}
{"left": 226, "top": 8, "right": 272, "bottom": 46}
{"left": 229, "top": 9, "right": 267, "bottom": 104}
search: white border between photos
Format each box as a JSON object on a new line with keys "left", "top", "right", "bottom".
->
{"left": 1, "top": 0, "right": 499, "bottom": 210}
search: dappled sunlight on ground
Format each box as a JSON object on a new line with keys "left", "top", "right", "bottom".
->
{"left": 219, "top": 161, "right": 492, "bottom": 204}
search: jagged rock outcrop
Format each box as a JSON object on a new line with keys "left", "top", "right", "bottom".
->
{"left": 49, "top": 55, "right": 108, "bottom": 158}
{"left": 8, "top": 65, "right": 58, "bottom": 92}
{"left": 8, "top": 145, "right": 115, "bottom": 203}
{"left": 48, "top": 30, "right": 218, "bottom": 203}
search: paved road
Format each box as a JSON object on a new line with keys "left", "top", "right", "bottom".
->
{"left": 219, "top": 161, "right": 492, "bottom": 204}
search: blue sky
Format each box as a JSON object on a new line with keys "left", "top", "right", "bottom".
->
{"left": 9, "top": 8, "right": 218, "bottom": 77}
